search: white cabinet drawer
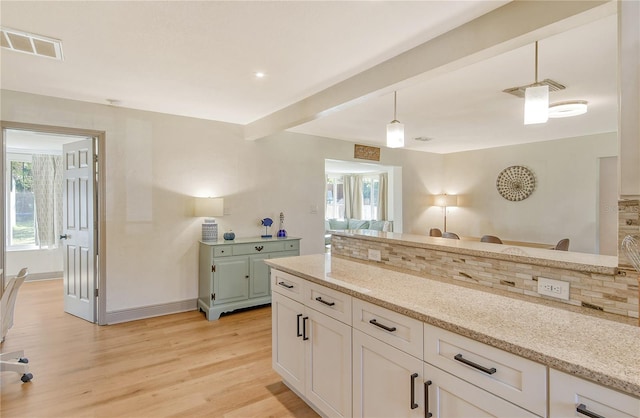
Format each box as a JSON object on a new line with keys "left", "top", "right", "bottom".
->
{"left": 424, "top": 324, "right": 546, "bottom": 417}
{"left": 271, "top": 269, "right": 304, "bottom": 303}
{"left": 549, "top": 369, "right": 640, "bottom": 418}
{"left": 304, "top": 281, "right": 352, "bottom": 326}
{"left": 352, "top": 298, "right": 423, "bottom": 359}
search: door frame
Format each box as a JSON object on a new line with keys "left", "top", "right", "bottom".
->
{"left": 1, "top": 121, "right": 107, "bottom": 325}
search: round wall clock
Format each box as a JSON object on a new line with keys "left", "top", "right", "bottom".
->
{"left": 496, "top": 165, "right": 536, "bottom": 201}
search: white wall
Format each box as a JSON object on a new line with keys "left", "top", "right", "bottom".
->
{"left": 441, "top": 133, "right": 618, "bottom": 253}
{"left": 1, "top": 90, "right": 441, "bottom": 312}
{"left": 2, "top": 90, "right": 616, "bottom": 312}
{"left": 6, "top": 247, "right": 63, "bottom": 278}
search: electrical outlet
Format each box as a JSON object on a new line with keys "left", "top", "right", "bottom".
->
{"left": 537, "top": 277, "right": 570, "bottom": 300}
{"left": 368, "top": 249, "right": 381, "bottom": 262}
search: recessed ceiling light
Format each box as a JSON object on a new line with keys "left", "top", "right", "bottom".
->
{"left": 254, "top": 72, "right": 266, "bottom": 79}
{"left": 548, "top": 100, "right": 588, "bottom": 118}
{"left": 1, "top": 26, "right": 63, "bottom": 60}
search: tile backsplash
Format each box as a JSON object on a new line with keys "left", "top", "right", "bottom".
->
{"left": 332, "top": 233, "right": 639, "bottom": 320}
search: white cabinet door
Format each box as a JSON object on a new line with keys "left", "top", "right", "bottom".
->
{"left": 549, "top": 369, "right": 640, "bottom": 418}
{"left": 353, "top": 329, "right": 424, "bottom": 418}
{"left": 272, "top": 292, "right": 305, "bottom": 394}
{"left": 424, "top": 363, "right": 539, "bottom": 418}
{"left": 305, "top": 307, "right": 352, "bottom": 418}
{"left": 272, "top": 290, "right": 352, "bottom": 418}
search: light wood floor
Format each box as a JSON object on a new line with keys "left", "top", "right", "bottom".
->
{"left": 1, "top": 279, "right": 318, "bottom": 418}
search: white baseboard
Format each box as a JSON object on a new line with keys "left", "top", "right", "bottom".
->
{"left": 105, "top": 299, "right": 198, "bottom": 324}
{"left": 24, "top": 272, "right": 63, "bottom": 281}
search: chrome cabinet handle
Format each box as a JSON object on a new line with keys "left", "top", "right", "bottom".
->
{"left": 454, "top": 354, "right": 497, "bottom": 375}
{"left": 577, "top": 404, "right": 605, "bottom": 418}
{"left": 410, "top": 373, "right": 418, "bottom": 410}
{"left": 315, "top": 297, "right": 335, "bottom": 306}
{"left": 369, "top": 318, "right": 397, "bottom": 332}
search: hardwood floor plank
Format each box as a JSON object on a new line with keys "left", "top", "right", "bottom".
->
{"left": 1, "top": 279, "right": 318, "bottom": 417}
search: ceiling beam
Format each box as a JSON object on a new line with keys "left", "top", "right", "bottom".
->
{"left": 244, "top": 0, "right": 614, "bottom": 141}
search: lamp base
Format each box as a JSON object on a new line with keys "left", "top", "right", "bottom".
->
{"left": 202, "top": 222, "right": 218, "bottom": 241}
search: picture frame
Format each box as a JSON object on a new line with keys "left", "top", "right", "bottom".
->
{"left": 354, "top": 144, "right": 380, "bottom": 161}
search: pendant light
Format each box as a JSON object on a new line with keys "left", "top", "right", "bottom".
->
{"left": 386, "top": 91, "right": 404, "bottom": 148}
{"left": 524, "top": 41, "right": 549, "bottom": 125}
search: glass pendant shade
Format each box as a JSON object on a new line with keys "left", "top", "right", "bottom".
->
{"left": 386, "top": 120, "right": 404, "bottom": 148}
{"left": 524, "top": 84, "right": 549, "bottom": 125}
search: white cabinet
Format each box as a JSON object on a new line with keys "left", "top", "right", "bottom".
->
{"left": 271, "top": 271, "right": 352, "bottom": 418}
{"left": 424, "top": 324, "right": 547, "bottom": 417}
{"left": 423, "top": 363, "right": 539, "bottom": 418}
{"left": 353, "top": 328, "right": 424, "bottom": 418}
{"left": 198, "top": 237, "right": 300, "bottom": 320}
{"left": 352, "top": 299, "right": 424, "bottom": 418}
{"left": 549, "top": 369, "right": 640, "bottom": 418}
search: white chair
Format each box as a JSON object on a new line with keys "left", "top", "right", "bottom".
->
{"left": 1, "top": 268, "right": 33, "bottom": 383}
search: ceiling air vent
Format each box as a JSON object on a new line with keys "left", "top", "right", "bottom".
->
{"left": 502, "top": 79, "right": 565, "bottom": 98}
{"left": 1, "top": 27, "right": 63, "bottom": 60}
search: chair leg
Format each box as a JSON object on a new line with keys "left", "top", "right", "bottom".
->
{"left": 1, "top": 350, "right": 33, "bottom": 382}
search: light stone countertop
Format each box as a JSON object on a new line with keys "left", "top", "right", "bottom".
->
{"left": 266, "top": 253, "right": 640, "bottom": 398}
{"left": 332, "top": 230, "right": 619, "bottom": 274}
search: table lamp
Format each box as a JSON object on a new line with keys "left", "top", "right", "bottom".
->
{"left": 195, "top": 197, "right": 224, "bottom": 241}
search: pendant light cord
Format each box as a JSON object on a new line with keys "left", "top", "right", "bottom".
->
{"left": 534, "top": 41, "right": 539, "bottom": 84}
{"left": 393, "top": 91, "right": 397, "bottom": 120}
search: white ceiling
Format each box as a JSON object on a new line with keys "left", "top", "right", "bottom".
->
{"left": 0, "top": 1, "right": 618, "bottom": 154}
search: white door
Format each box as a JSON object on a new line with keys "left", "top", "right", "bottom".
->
{"left": 62, "top": 139, "right": 96, "bottom": 322}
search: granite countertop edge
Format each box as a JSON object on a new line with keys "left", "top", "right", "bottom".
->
{"left": 266, "top": 254, "right": 640, "bottom": 398}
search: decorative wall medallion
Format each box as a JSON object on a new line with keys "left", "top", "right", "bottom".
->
{"left": 496, "top": 165, "right": 536, "bottom": 201}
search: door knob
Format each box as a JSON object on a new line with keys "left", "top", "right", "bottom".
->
{"left": 59, "top": 234, "right": 68, "bottom": 240}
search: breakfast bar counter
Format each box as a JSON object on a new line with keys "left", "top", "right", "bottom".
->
{"left": 266, "top": 253, "right": 640, "bottom": 398}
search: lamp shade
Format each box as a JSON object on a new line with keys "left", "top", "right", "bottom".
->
{"left": 434, "top": 194, "right": 458, "bottom": 207}
{"left": 524, "top": 84, "right": 549, "bottom": 125}
{"left": 194, "top": 197, "right": 224, "bottom": 217}
{"left": 386, "top": 120, "right": 404, "bottom": 148}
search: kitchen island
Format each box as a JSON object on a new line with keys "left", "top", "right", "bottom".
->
{"left": 266, "top": 253, "right": 640, "bottom": 417}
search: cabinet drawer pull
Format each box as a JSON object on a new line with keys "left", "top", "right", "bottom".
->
{"left": 302, "top": 316, "right": 309, "bottom": 341}
{"left": 315, "top": 297, "right": 335, "bottom": 306}
{"left": 410, "top": 373, "right": 419, "bottom": 410}
{"left": 577, "top": 404, "right": 605, "bottom": 418}
{"left": 296, "top": 314, "right": 303, "bottom": 337}
{"left": 424, "top": 380, "right": 432, "bottom": 418}
{"left": 278, "top": 281, "right": 294, "bottom": 289}
{"left": 255, "top": 245, "right": 264, "bottom": 252}
{"left": 454, "top": 354, "right": 497, "bottom": 375}
{"left": 369, "top": 319, "right": 397, "bottom": 332}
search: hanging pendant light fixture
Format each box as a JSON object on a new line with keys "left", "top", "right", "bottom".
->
{"left": 386, "top": 91, "right": 404, "bottom": 148}
{"left": 524, "top": 41, "right": 549, "bottom": 125}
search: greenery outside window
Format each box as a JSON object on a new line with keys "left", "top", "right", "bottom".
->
{"left": 6, "top": 153, "right": 38, "bottom": 249}
{"left": 326, "top": 174, "right": 344, "bottom": 219}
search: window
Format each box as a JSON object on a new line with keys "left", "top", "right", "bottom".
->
{"left": 7, "top": 154, "right": 37, "bottom": 248}
{"left": 361, "top": 175, "right": 380, "bottom": 220}
{"left": 326, "top": 174, "right": 344, "bottom": 219}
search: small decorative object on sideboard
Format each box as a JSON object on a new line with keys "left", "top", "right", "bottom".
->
{"left": 277, "top": 212, "right": 287, "bottom": 238}
{"left": 194, "top": 197, "right": 224, "bottom": 241}
{"left": 223, "top": 230, "right": 235, "bottom": 241}
{"left": 260, "top": 217, "right": 273, "bottom": 238}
